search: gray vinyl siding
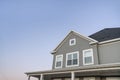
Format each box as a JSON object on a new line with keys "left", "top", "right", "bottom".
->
{"left": 52, "top": 32, "right": 120, "bottom": 70}
{"left": 98, "top": 41, "right": 120, "bottom": 64}
{"left": 52, "top": 33, "right": 99, "bottom": 69}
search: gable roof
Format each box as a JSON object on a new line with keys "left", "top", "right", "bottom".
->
{"left": 89, "top": 28, "right": 120, "bottom": 42}
{"left": 51, "top": 30, "right": 98, "bottom": 54}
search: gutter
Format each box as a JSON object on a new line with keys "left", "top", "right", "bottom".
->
{"left": 25, "top": 63, "right": 120, "bottom": 75}
{"left": 99, "top": 38, "right": 120, "bottom": 44}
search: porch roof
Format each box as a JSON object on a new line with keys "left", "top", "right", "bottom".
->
{"left": 25, "top": 63, "right": 120, "bottom": 76}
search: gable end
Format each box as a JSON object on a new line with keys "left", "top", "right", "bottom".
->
{"left": 51, "top": 30, "right": 98, "bottom": 54}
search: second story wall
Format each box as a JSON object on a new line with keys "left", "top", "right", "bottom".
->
{"left": 98, "top": 41, "right": 120, "bottom": 64}
{"left": 52, "top": 32, "right": 99, "bottom": 69}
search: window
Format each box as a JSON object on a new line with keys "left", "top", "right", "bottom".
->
{"left": 69, "top": 38, "right": 76, "bottom": 46}
{"left": 66, "top": 51, "right": 79, "bottom": 67}
{"left": 55, "top": 55, "right": 63, "bottom": 68}
{"left": 83, "top": 49, "right": 94, "bottom": 65}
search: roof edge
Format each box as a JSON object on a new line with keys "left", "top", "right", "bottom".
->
{"left": 99, "top": 37, "right": 120, "bottom": 44}
{"left": 72, "top": 30, "right": 98, "bottom": 42}
{"left": 51, "top": 30, "right": 73, "bottom": 54}
{"left": 51, "top": 30, "right": 98, "bottom": 54}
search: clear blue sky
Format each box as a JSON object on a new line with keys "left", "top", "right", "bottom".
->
{"left": 0, "top": 0, "right": 120, "bottom": 80}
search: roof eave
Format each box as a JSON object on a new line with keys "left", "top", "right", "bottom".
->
{"left": 51, "top": 51, "right": 56, "bottom": 54}
{"left": 99, "top": 38, "right": 120, "bottom": 44}
{"left": 89, "top": 41, "right": 98, "bottom": 45}
{"left": 25, "top": 63, "right": 120, "bottom": 76}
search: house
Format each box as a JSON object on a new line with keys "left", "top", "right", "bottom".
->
{"left": 25, "top": 28, "right": 120, "bottom": 80}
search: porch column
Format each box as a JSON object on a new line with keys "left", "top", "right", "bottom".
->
{"left": 71, "top": 72, "right": 75, "bottom": 80}
{"left": 28, "top": 76, "right": 31, "bottom": 80}
{"left": 38, "top": 76, "right": 40, "bottom": 80}
{"left": 40, "top": 74, "right": 44, "bottom": 80}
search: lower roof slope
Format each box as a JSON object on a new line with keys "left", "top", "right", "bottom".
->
{"left": 89, "top": 28, "right": 120, "bottom": 42}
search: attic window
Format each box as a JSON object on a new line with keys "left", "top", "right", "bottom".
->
{"left": 69, "top": 38, "right": 76, "bottom": 46}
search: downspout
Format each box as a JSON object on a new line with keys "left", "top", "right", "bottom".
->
{"left": 89, "top": 41, "right": 100, "bottom": 64}
{"left": 51, "top": 51, "right": 56, "bottom": 69}
{"left": 96, "top": 43, "right": 100, "bottom": 64}
{"left": 28, "top": 75, "right": 31, "bottom": 80}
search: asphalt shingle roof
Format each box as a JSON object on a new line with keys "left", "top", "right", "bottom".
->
{"left": 89, "top": 28, "right": 120, "bottom": 42}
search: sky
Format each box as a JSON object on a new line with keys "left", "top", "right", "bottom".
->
{"left": 0, "top": 0, "right": 120, "bottom": 80}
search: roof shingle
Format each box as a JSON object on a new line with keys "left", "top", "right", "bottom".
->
{"left": 89, "top": 28, "right": 120, "bottom": 42}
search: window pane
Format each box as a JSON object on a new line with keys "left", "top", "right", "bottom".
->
{"left": 84, "top": 51, "right": 92, "bottom": 57}
{"left": 71, "top": 40, "right": 74, "bottom": 44}
{"left": 57, "top": 56, "right": 62, "bottom": 61}
{"left": 56, "top": 61, "right": 61, "bottom": 67}
{"left": 68, "top": 54, "right": 72, "bottom": 60}
{"left": 67, "top": 60, "right": 72, "bottom": 65}
{"left": 73, "top": 59, "right": 77, "bottom": 65}
{"left": 85, "top": 56, "right": 92, "bottom": 64}
{"left": 66, "top": 52, "right": 79, "bottom": 66}
{"left": 73, "top": 53, "right": 77, "bottom": 59}
{"left": 69, "top": 39, "right": 76, "bottom": 46}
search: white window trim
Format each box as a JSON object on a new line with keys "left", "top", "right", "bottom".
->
{"left": 83, "top": 49, "right": 94, "bottom": 65}
{"left": 66, "top": 51, "right": 79, "bottom": 67}
{"left": 55, "top": 54, "right": 63, "bottom": 69}
{"left": 69, "top": 38, "right": 76, "bottom": 46}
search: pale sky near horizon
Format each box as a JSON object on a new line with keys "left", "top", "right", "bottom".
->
{"left": 0, "top": 0, "right": 120, "bottom": 80}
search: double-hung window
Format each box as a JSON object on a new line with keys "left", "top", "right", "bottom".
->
{"left": 66, "top": 51, "right": 79, "bottom": 67}
{"left": 83, "top": 49, "right": 94, "bottom": 65}
{"left": 55, "top": 55, "right": 63, "bottom": 68}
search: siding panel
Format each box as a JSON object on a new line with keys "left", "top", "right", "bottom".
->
{"left": 99, "top": 41, "right": 120, "bottom": 64}
{"left": 53, "top": 33, "right": 99, "bottom": 69}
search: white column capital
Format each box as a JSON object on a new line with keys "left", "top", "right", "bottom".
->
{"left": 71, "top": 71, "right": 75, "bottom": 74}
{"left": 28, "top": 75, "right": 31, "bottom": 80}
{"left": 40, "top": 74, "right": 43, "bottom": 80}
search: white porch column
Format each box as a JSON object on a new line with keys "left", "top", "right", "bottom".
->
{"left": 40, "top": 74, "right": 43, "bottom": 80}
{"left": 71, "top": 72, "right": 75, "bottom": 80}
{"left": 28, "top": 76, "right": 31, "bottom": 80}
